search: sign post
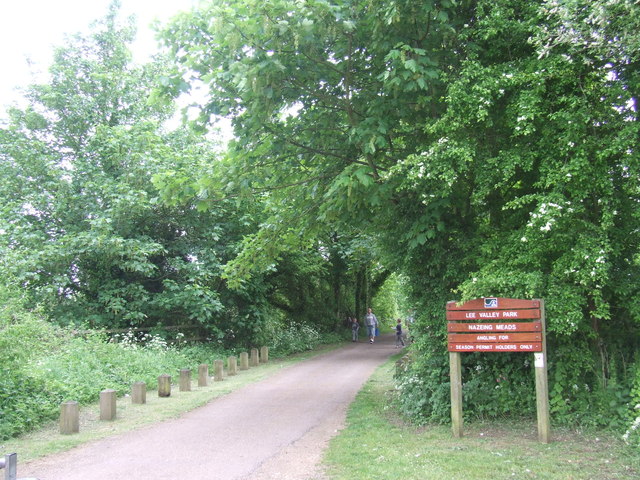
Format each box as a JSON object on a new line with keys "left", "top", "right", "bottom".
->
{"left": 450, "top": 351, "right": 463, "bottom": 438}
{"left": 447, "top": 297, "right": 550, "bottom": 443}
{"left": 534, "top": 300, "right": 550, "bottom": 443}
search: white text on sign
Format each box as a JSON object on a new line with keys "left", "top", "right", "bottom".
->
{"left": 465, "top": 311, "right": 520, "bottom": 319}
{"left": 467, "top": 324, "right": 518, "bottom": 331}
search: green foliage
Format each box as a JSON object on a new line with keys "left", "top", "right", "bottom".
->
{"left": 0, "top": 281, "right": 229, "bottom": 440}
{"left": 157, "top": 0, "right": 461, "bottom": 287}
{"left": 0, "top": 3, "right": 258, "bottom": 338}
{"left": 0, "top": 295, "right": 59, "bottom": 438}
{"left": 0, "top": 315, "right": 227, "bottom": 440}
{"left": 0, "top": 374, "right": 57, "bottom": 440}
{"left": 267, "top": 323, "right": 323, "bottom": 358}
{"left": 371, "top": 0, "right": 639, "bottom": 434}
{"left": 394, "top": 354, "right": 451, "bottom": 424}
{"left": 543, "top": 341, "right": 632, "bottom": 428}
{"left": 371, "top": 273, "right": 408, "bottom": 325}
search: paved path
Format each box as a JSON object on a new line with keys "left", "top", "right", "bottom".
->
{"left": 20, "top": 334, "right": 397, "bottom": 480}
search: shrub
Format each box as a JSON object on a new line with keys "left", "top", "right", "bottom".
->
{"left": 267, "top": 322, "right": 343, "bottom": 357}
{"left": 269, "top": 323, "right": 322, "bottom": 357}
{"left": 623, "top": 360, "right": 640, "bottom": 447}
{"left": 0, "top": 321, "right": 227, "bottom": 440}
{"left": 394, "top": 334, "right": 636, "bottom": 438}
{"left": 393, "top": 348, "right": 453, "bottom": 424}
{"left": 0, "top": 372, "right": 60, "bottom": 439}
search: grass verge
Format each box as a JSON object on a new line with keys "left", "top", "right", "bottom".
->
{"left": 323, "top": 354, "right": 640, "bottom": 480}
{"left": 1, "top": 344, "right": 341, "bottom": 463}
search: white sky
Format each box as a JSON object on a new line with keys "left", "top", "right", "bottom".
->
{"left": 0, "top": 0, "right": 200, "bottom": 116}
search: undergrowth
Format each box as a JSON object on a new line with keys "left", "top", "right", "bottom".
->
{"left": 0, "top": 304, "right": 336, "bottom": 440}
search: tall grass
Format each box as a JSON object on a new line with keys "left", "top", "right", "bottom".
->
{"left": 0, "top": 315, "right": 225, "bottom": 440}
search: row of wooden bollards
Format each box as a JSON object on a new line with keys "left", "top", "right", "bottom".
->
{"left": 59, "top": 346, "right": 269, "bottom": 435}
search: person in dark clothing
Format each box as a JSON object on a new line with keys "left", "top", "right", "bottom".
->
{"left": 395, "top": 318, "right": 406, "bottom": 348}
{"left": 351, "top": 317, "right": 360, "bottom": 342}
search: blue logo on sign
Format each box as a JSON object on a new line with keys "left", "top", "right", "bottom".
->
{"left": 484, "top": 297, "right": 498, "bottom": 308}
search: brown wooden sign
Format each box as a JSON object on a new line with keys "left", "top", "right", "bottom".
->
{"left": 447, "top": 298, "right": 550, "bottom": 443}
{"left": 446, "top": 298, "right": 543, "bottom": 353}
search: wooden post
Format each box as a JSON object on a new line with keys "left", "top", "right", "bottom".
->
{"left": 228, "top": 356, "right": 238, "bottom": 376}
{"left": 99, "top": 389, "right": 117, "bottom": 421}
{"left": 179, "top": 369, "right": 192, "bottom": 392}
{"left": 158, "top": 374, "right": 171, "bottom": 397}
{"left": 132, "top": 382, "right": 146, "bottom": 404}
{"left": 59, "top": 401, "right": 79, "bottom": 434}
{"left": 240, "top": 352, "right": 249, "bottom": 370}
{"left": 198, "top": 364, "right": 209, "bottom": 386}
{"left": 260, "top": 346, "right": 269, "bottom": 364}
{"left": 449, "top": 351, "right": 463, "bottom": 438}
{"left": 250, "top": 348, "right": 259, "bottom": 367}
{"left": 214, "top": 360, "right": 224, "bottom": 381}
{"left": 2, "top": 453, "right": 17, "bottom": 480}
{"left": 535, "top": 299, "right": 551, "bottom": 443}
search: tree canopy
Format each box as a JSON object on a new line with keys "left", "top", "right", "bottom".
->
{"left": 1, "top": 4, "right": 252, "bottom": 339}
{"left": 157, "top": 0, "right": 640, "bottom": 425}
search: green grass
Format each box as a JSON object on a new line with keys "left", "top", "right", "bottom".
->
{"left": 0, "top": 344, "right": 340, "bottom": 462}
{"left": 323, "top": 355, "right": 640, "bottom": 480}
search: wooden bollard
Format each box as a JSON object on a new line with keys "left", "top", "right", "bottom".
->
{"left": 100, "top": 389, "right": 117, "bottom": 421}
{"left": 158, "top": 374, "right": 171, "bottom": 397}
{"left": 132, "top": 382, "right": 146, "bottom": 404}
{"left": 179, "top": 369, "right": 192, "bottom": 392}
{"left": 214, "top": 359, "right": 224, "bottom": 381}
{"left": 260, "top": 346, "right": 269, "bottom": 364}
{"left": 240, "top": 352, "right": 249, "bottom": 370}
{"left": 198, "top": 364, "right": 209, "bottom": 386}
{"left": 59, "top": 401, "right": 79, "bottom": 434}
{"left": 1, "top": 453, "right": 17, "bottom": 479}
{"left": 250, "top": 348, "right": 259, "bottom": 367}
{"left": 228, "top": 356, "right": 238, "bottom": 376}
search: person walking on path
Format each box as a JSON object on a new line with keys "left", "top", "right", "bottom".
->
{"left": 395, "top": 318, "right": 406, "bottom": 348}
{"left": 364, "top": 308, "right": 378, "bottom": 344}
{"left": 351, "top": 317, "right": 360, "bottom": 342}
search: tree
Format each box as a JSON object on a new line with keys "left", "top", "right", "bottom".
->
{"left": 155, "top": 0, "right": 467, "bottom": 326}
{"left": 158, "top": 0, "right": 466, "bottom": 274}
{"left": 391, "top": 0, "right": 639, "bottom": 424}
{"left": 161, "top": 0, "right": 640, "bottom": 425}
{"left": 0, "top": 2, "right": 245, "bottom": 339}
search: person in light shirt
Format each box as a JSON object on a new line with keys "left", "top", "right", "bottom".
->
{"left": 364, "top": 308, "right": 378, "bottom": 344}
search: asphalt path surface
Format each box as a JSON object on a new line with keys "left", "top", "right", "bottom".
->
{"left": 20, "top": 333, "right": 398, "bottom": 480}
